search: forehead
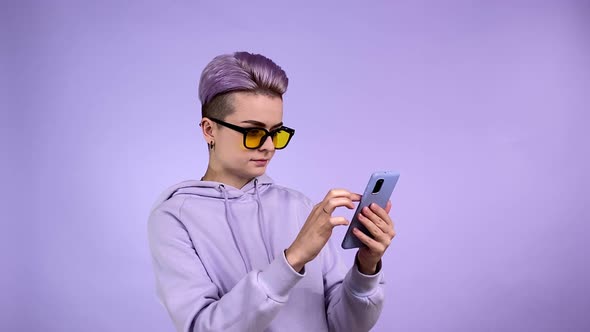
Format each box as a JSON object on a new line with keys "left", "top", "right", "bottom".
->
{"left": 226, "top": 92, "right": 283, "bottom": 127}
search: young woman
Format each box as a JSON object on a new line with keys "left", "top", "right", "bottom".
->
{"left": 148, "top": 51, "right": 396, "bottom": 332}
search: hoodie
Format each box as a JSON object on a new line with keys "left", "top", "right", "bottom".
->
{"left": 147, "top": 174, "right": 385, "bottom": 332}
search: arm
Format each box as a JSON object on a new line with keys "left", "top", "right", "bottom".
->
{"left": 322, "top": 238, "right": 385, "bottom": 332}
{"left": 323, "top": 200, "right": 397, "bottom": 331}
{"left": 283, "top": 190, "right": 386, "bottom": 331}
{"left": 148, "top": 208, "right": 304, "bottom": 332}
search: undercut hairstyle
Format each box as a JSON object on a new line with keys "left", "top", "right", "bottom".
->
{"left": 198, "top": 51, "right": 289, "bottom": 120}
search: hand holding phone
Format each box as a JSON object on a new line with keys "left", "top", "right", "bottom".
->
{"left": 341, "top": 171, "right": 400, "bottom": 249}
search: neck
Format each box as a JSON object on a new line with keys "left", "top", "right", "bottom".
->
{"left": 201, "top": 166, "right": 253, "bottom": 189}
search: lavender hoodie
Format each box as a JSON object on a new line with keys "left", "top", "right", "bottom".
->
{"left": 147, "top": 174, "right": 385, "bottom": 332}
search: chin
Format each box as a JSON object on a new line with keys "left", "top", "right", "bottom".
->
{"left": 251, "top": 167, "right": 266, "bottom": 176}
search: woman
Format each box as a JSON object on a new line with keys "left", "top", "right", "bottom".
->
{"left": 148, "top": 51, "right": 396, "bottom": 332}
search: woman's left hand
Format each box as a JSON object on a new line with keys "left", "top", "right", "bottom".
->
{"left": 353, "top": 200, "right": 396, "bottom": 274}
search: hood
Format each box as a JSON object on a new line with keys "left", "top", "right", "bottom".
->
{"left": 150, "top": 173, "right": 274, "bottom": 213}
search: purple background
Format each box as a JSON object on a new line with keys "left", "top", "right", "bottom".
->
{"left": 2, "top": 1, "right": 589, "bottom": 331}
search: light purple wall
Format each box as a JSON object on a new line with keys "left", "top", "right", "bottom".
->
{"left": 3, "top": 1, "right": 589, "bottom": 331}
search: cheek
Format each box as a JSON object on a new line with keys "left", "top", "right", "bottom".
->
{"left": 220, "top": 143, "right": 250, "bottom": 162}
{"left": 218, "top": 134, "right": 245, "bottom": 154}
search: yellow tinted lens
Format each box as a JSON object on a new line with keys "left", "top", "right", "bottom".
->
{"left": 245, "top": 129, "right": 266, "bottom": 148}
{"left": 273, "top": 130, "right": 291, "bottom": 148}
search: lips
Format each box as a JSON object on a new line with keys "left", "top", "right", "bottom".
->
{"left": 251, "top": 159, "right": 269, "bottom": 166}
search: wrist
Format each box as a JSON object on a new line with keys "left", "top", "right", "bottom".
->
{"left": 285, "top": 247, "right": 306, "bottom": 273}
{"left": 358, "top": 263, "right": 377, "bottom": 275}
{"left": 358, "top": 264, "right": 377, "bottom": 275}
{"left": 355, "top": 254, "right": 378, "bottom": 275}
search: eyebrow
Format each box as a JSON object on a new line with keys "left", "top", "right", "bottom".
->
{"left": 241, "top": 120, "right": 283, "bottom": 129}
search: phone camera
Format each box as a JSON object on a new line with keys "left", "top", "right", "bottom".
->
{"left": 372, "top": 179, "right": 384, "bottom": 194}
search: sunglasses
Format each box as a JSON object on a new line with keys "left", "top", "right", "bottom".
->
{"left": 205, "top": 117, "right": 295, "bottom": 150}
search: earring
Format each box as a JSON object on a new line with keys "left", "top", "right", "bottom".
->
{"left": 208, "top": 141, "right": 215, "bottom": 150}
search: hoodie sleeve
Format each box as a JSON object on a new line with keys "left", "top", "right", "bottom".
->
{"left": 322, "top": 237, "right": 385, "bottom": 332}
{"left": 147, "top": 205, "right": 305, "bottom": 332}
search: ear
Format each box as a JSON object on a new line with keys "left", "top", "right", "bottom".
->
{"left": 200, "top": 117, "right": 215, "bottom": 142}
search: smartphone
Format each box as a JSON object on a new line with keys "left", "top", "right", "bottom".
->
{"left": 341, "top": 171, "right": 400, "bottom": 249}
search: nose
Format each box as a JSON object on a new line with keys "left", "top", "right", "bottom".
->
{"left": 259, "top": 134, "right": 275, "bottom": 151}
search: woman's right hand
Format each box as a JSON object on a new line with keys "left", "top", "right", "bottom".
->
{"left": 285, "top": 189, "right": 361, "bottom": 272}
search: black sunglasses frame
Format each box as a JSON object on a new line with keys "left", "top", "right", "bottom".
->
{"left": 206, "top": 117, "right": 295, "bottom": 150}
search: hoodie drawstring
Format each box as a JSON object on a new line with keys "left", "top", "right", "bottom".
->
{"left": 254, "top": 179, "right": 273, "bottom": 263}
{"left": 219, "top": 184, "right": 252, "bottom": 273}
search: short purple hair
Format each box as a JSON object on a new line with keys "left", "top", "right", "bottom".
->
{"left": 199, "top": 51, "right": 289, "bottom": 119}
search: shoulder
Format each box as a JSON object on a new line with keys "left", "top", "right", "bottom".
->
{"left": 148, "top": 196, "right": 187, "bottom": 229}
{"left": 265, "top": 183, "right": 315, "bottom": 209}
{"left": 147, "top": 183, "right": 192, "bottom": 235}
{"left": 148, "top": 178, "right": 207, "bottom": 217}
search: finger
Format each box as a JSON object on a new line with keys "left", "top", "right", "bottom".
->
{"left": 323, "top": 197, "right": 356, "bottom": 214}
{"left": 363, "top": 206, "right": 395, "bottom": 238}
{"left": 311, "top": 203, "right": 326, "bottom": 218}
{"left": 368, "top": 203, "right": 394, "bottom": 228}
{"left": 385, "top": 200, "right": 392, "bottom": 214}
{"left": 353, "top": 228, "right": 385, "bottom": 253}
{"left": 361, "top": 205, "right": 389, "bottom": 232}
{"left": 357, "top": 212, "right": 381, "bottom": 237}
{"left": 329, "top": 216, "right": 350, "bottom": 227}
{"left": 313, "top": 198, "right": 345, "bottom": 217}
{"left": 323, "top": 189, "right": 362, "bottom": 202}
{"left": 357, "top": 212, "right": 391, "bottom": 244}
